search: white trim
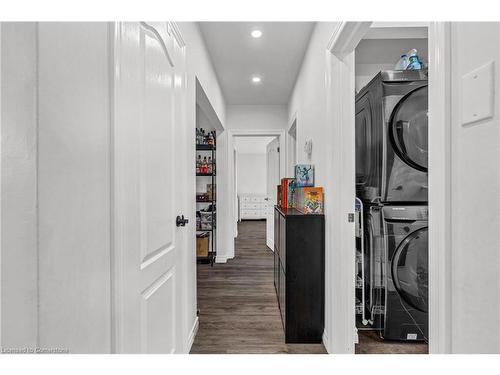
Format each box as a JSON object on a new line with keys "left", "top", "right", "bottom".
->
{"left": 266, "top": 239, "right": 274, "bottom": 252}
{"left": 215, "top": 255, "right": 229, "bottom": 264}
{"left": 322, "top": 330, "right": 332, "bottom": 354}
{"left": 168, "top": 22, "right": 186, "bottom": 48}
{"left": 324, "top": 22, "right": 371, "bottom": 354}
{"left": 0, "top": 22, "right": 3, "bottom": 349}
{"left": 327, "top": 22, "right": 372, "bottom": 59}
{"left": 287, "top": 113, "right": 298, "bottom": 176}
{"left": 428, "top": 22, "right": 452, "bottom": 354}
{"left": 186, "top": 316, "right": 199, "bottom": 353}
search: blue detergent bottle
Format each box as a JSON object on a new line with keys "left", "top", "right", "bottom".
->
{"left": 406, "top": 49, "right": 423, "bottom": 70}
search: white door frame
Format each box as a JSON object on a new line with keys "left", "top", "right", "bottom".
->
{"left": 427, "top": 22, "right": 452, "bottom": 354}
{"left": 225, "top": 128, "right": 286, "bottom": 260}
{"left": 325, "top": 21, "right": 451, "bottom": 353}
{"left": 287, "top": 112, "right": 298, "bottom": 176}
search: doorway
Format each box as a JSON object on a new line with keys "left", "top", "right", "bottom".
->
{"left": 353, "top": 24, "right": 429, "bottom": 354}
{"left": 226, "top": 129, "right": 287, "bottom": 253}
{"left": 232, "top": 135, "right": 279, "bottom": 249}
{"left": 323, "top": 22, "right": 440, "bottom": 353}
{"left": 192, "top": 131, "right": 326, "bottom": 354}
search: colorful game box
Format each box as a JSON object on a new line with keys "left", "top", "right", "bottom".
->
{"left": 294, "top": 187, "right": 324, "bottom": 214}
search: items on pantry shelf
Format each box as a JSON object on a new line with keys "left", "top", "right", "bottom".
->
{"left": 207, "top": 184, "right": 216, "bottom": 200}
{"left": 294, "top": 187, "right": 324, "bottom": 214}
{"left": 295, "top": 164, "right": 315, "bottom": 187}
{"left": 196, "top": 232, "right": 210, "bottom": 257}
{"left": 196, "top": 209, "right": 215, "bottom": 230}
{"left": 196, "top": 128, "right": 216, "bottom": 146}
{"left": 196, "top": 193, "right": 210, "bottom": 202}
{"left": 280, "top": 178, "right": 296, "bottom": 208}
{"left": 196, "top": 155, "right": 215, "bottom": 174}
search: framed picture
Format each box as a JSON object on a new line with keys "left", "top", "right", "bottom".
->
{"left": 295, "top": 164, "right": 314, "bottom": 187}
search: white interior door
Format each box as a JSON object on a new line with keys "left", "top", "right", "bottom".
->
{"left": 266, "top": 138, "right": 280, "bottom": 250}
{"left": 113, "top": 22, "right": 187, "bottom": 353}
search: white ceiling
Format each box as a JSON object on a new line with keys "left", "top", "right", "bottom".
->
{"left": 234, "top": 136, "right": 276, "bottom": 154}
{"left": 199, "top": 22, "right": 315, "bottom": 105}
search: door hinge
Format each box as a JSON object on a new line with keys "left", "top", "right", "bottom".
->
{"left": 277, "top": 147, "right": 280, "bottom": 153}
{"left": 348, "top": 213, "right": 355, "bottom": 223}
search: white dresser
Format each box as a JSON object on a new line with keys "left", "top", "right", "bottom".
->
{"left": 239, "top": 194, "right": 268, "bottom": 220}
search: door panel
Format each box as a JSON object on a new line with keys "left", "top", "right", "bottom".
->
{"left": 141, "top": 271, "right": 176, "bottom": 353}
{"left": 113, "top": 22, "right": 186, "bottom": 354}
{"left": 266, "top": 138, "right": 280, "bottom": 249}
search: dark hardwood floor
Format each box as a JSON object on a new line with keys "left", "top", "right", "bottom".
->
{"left": 190, "top": 220, "right": 327, "bottom": 354}
{"left": 190, "top": 220, "right": 428, "bottom": 354}
{"left": 356, "top": 330, "right": 428, "bottom": 354}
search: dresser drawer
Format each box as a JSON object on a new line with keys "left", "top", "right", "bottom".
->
{"left": 241, "top": 202, "right": 262, "bottom": 210}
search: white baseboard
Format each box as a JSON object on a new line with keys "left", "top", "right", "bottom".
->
{"left": 187, "top": 317, "right": 199, "bottom": 353}
{"left": 266, "top": 238, "right": 274, "bottom": 251}
{"left": 322, "top": 329, "right": 332, "bottom": 354}
{"left": 215, "top": 255, "right": 228, "bottom": 263}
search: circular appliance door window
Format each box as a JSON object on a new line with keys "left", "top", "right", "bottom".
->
{"left": 390, "top": 86, "right": 428, "bottom": 172}
{"left": 391, "top": 227, "right": 428, "bottom": 313}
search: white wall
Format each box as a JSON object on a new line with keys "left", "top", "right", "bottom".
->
{"left": 37, "top": 22, "right": 112, "bottom": 353}
{"left": 177, "top": 21, "right": 227, "bottom": 329}
{"left": 448, "top": 22, "right": 500, "bottom": 353}
{"left": 287, "top": 22, "right": 342, "bottom": 353}
{"left": 288, "top": 23, "right": 337, "bottom": 191}
{"left": 179, "top": 22, "right": 226, "bottom": 128}
{"left": 236, "top": 153, "right": 267, "bottom": 195}
{"left": 234, "top": 136, "right": 274, "bottom": 196}
{"left": 0, "top": 22, "right": 38, "bottom": 349}
{"left": 226, "top": 105, "right": 287, "bottom": 130}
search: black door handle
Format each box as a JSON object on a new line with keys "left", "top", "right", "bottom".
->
{"left": 176, "top": 215, "right": 189, "bottom": 227}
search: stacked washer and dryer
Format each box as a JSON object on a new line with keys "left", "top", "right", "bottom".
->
{"left": 355, "top": 70, "right": 429, "bottom": 341}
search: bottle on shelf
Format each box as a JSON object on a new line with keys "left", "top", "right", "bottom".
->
{"left": 196, "top": 155, "right": 201, "bottom": 174}
{"left": 202, "top": 156, "right": 208, "bottom": 174}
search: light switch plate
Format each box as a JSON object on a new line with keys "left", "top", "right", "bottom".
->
{"left": 461, "top": 61, "right": 495, "bottom": 126}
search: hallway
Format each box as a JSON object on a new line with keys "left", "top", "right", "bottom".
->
{"left": 191, "top": 221, "right": 326, "bottom": 354}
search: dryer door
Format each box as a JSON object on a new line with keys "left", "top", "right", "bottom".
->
{"left": 389, "top": 85, "right": 428, "bottom": 172}
{"left": 391, "top": 226, "right": 428, "bottom": 313}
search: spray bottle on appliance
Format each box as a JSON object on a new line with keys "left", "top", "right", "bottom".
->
{"left": 394, "top": 54, "right": 409, "bottom": 70}
{"left": 406, "top": 49, "right": 423, "bottom": 70}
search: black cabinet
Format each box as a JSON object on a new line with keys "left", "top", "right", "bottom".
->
{"left": 273, "top": 206, "right": 325, "bottom": 343}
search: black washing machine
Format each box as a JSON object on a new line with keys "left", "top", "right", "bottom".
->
{"left": 381, "top": 205, "right": 428, "bottom": 341}
{"left": 355, "top": 70, "right": 428, "bottom": 204}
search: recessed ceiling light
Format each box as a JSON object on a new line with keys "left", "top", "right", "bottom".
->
{"left": 251, "top": 76, "right": 262, "bottom": 84}
{"left": 251, "top": 29, "right": 262, "bottom": 38}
